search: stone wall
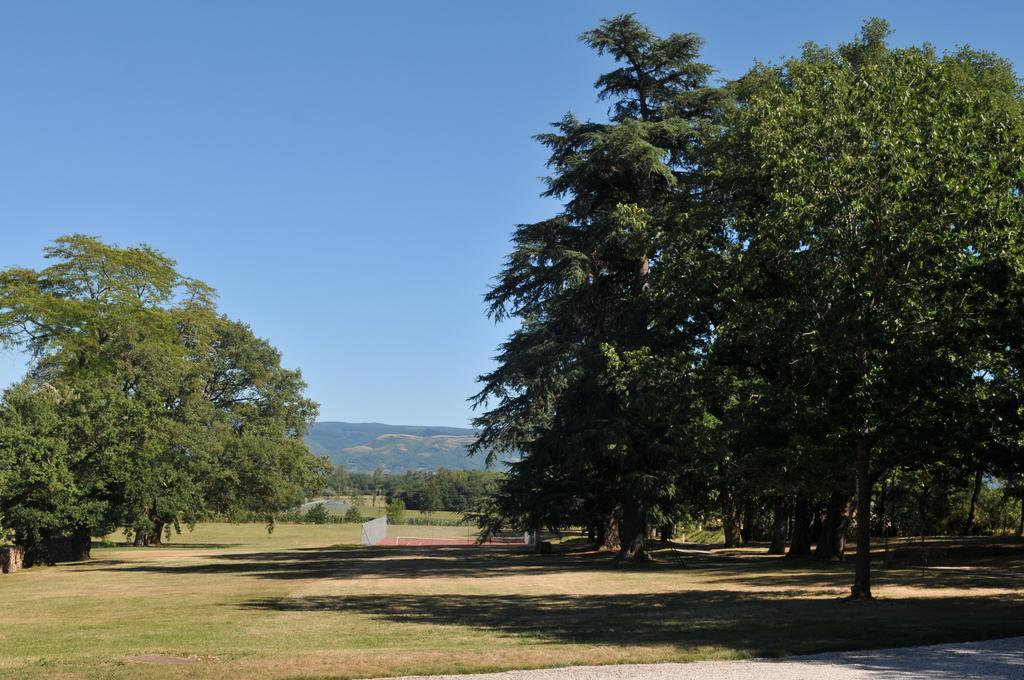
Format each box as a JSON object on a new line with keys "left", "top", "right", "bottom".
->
{"left": 1, "top": 545, "right": 25, "bottom": 573}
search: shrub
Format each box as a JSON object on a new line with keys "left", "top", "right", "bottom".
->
{"left": 402, "top": 516, "right": 467, "bottom": 527}
{"left": 304, "top": 504, "right": 330, "bottom": 524}
{"left": 386, "top": 499, "right": 406, "bottom": 524}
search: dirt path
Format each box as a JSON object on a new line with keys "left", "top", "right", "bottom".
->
{"left": 382, "top": 637, "right": 1024, "bottom": 679}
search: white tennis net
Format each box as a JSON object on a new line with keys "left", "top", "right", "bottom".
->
{"left": 360, "top": 516, "right": 387, "bottom": 545}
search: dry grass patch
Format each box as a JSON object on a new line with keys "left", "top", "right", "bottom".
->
{"left": 0, "top": 524, "right": 1020, "bottom": 678}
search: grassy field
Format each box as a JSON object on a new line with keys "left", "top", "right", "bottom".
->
{"left": 0, "top": 524, "right": 1021, "bottom": 679}
{"left": 348, "top": 507, "right": 465, "bottom": 523}
{"left": 320, "top": 496, "right": 464, "bottom": 523}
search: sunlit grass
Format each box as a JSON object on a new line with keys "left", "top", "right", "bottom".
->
{"left": 1, "top": 524, "right": 1020, "bottom": 679}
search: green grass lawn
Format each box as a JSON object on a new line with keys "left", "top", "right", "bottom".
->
{"left": 1, "top": 524, "right": 1021, "bottom": 679}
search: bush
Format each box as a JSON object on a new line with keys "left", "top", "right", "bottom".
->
{"left": 386, "top": 499, "right": 406, "bottom": 524}
{"left": 304, "top": 504, "right": 330, "bottom": 524}
{"left": 402, "top": 516, "right": 467, "bottom": 527}
{"left": 343, "top": 506, "right": 363, "bottom": 523}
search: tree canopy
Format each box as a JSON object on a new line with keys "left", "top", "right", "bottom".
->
{"left": 475, "top": 15, "right": 1024, "bottom": 598}
{"left": 0, "top": 235, "right": 328, "bottom": 561}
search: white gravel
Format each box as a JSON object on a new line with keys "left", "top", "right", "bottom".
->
{"left": 380, "top": 637, "right": 1024, "bottom": 679}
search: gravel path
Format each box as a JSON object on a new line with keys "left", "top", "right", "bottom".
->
{"left": 381, "top": 637, "right": 1024, "bottom": 680}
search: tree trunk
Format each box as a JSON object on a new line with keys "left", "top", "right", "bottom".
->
{"left": 70, "top": 526, "right": 92, "bottom": 561}
{"left": 810, "top": 504, "right": 823, "bottom": 544}
{"left": 617, "top": 506, "right": 652, "bottom": 561}
{"left": 768, "top": 499, "right": 788, "bottom": 554}
{"left": 962, "top": 469, "right": 983, "bottom": 536}
{"left": 721, "top": 480, "right": 742, "bottom": 548}
{"left": 815, "top": 489, "right": 853, "bottom": 561}
{"left": 1018, "top": 497, "right": 1023, "bottom": 538}
{"left": 741, "top": 503, "right": 754, "bottom": 544}
{"left": 788, "top": 495, "right": 813, "bottom": 557}
{"left": 133, "top": 528, "right": 148, "bottom": 547}
{"left": 880, "top": 477, "right": 890, "bottom": 560}
{"left": 814, "top": 491, "right": 842, "bottom": 559}
{"left": 850, "top": 439, "right": 873, "bottom": 599}
{"left": 598, "top": 516, "right": 620, "bottom": 552}
{"left": 836, "top": 500, "right": 854, "bottom": 556}
{"left": 875, "top": 478, "right": 887, "bottom": 536}
{"left": 150, "top": 522, "right": 165, "bottom": 545}
{"left": 659, "top": 523, "right": 674, "bottom": 544}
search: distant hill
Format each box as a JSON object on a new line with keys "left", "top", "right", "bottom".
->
{"left": 304, "top": 421, "right": 513, "bottom": 473}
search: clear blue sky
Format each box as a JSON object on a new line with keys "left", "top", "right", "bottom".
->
{"left": 2, "top": 1, "right": 1021, "bottom": 427}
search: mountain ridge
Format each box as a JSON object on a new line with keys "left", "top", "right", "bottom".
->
{"left": 304, "top": 421, "right": 510, "bottom": 473}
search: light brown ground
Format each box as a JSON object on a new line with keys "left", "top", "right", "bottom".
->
{"left": 0, "top": 524, "right": 1020, "bottom": 679}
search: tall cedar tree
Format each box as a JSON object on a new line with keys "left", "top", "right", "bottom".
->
{"left": 472, "top": 15, "right": 719, "bottom": 559}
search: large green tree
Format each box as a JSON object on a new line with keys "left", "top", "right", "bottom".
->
{"left": 0, "top": 235, "right": 327, "bottom": 558}
{"left": 717, "top": 20, "right": 1024, "bottom": 597}
{"left": 0, "top": 382, "right": 78, "bottom": 561}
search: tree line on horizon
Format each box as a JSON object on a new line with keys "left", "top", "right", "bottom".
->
{"left": 321, "top": 464, "right": 501, "bottom": 514}
{"left": 472, "top": 15, "right": 1024, "bottom": 599}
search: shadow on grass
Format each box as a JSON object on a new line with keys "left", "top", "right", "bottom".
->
{"left": 100, "top": 544, "right": 626, "bottom": 580}
{"left": 81, "top": 538, "right": 1024, "bottom": 666}
{"left": 97, "top": 542, "right": 244, "bottom": 550}
{"left": 93, "top": 541, "right": 1024, "bottom": 593}
{"left": 692, "top": 558, "right": 1024, "bottom": 592}
{"left": 93, "top": 543, "right": 825, "bottom": 583}
{"left": 241, "top": 589, "right": 1024, "bottom": 664}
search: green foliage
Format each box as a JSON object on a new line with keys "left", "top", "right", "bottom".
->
{"left": 323, "top": 463, "right": 350, "bottom": 495}
{"left": 0, "top": 381, "right": 84, "bottom": 557}
{"left": 343, "top": 506, "right": 363, "bottom": 523}
{"left": 386, "top": 498, "right": 406, "bottom": 524}
{"left": 0, "top": 515, "right": 14, "bottom": 547}
{"left": 881, "top": 469, "right": 1023, "bottom": 537}
{"left": 477, "top": 13, "right": 1024, "bottom": 596}
{"left": 421, "top": 481, "right": 443, "bottom": 516}
{"left": 717, "top": 18, "right": 1024, "bottom": 592}
{"left": 341, "top": 468, "right": 502, "bottom": 513}
{"left": 0, "top": 235, "right": 328, "bottom": 557}
{"left": 473, "top": 13, "right": 722, "bottom": 559}
{"left": 400, "top": 515, "right": 467, "bottom": 527}
{"left": 304, "top": 503, "right": 330, "bottom": 525}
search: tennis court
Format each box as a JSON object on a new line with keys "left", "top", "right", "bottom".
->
{"left": 360, "top": 517, "right": 530, "bottom": 546}
{"left": 389, "top": 534, "right": 530, "bottom": 547}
